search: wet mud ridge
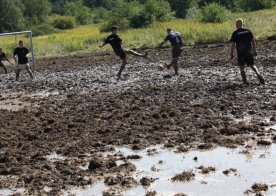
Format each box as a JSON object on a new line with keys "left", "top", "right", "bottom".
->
{"left": 0, "top": 41, "right": 275, "bottom": 194}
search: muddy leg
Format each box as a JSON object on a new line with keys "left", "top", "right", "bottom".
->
{"left": 117, "top": 58, "right": 127, "bottom": 78}
{"left": 3, "top": 65, "right": 7, "bottom": 74}
{"left": 250, "top": 65, "right": 265, "bottom": 84}
{"left": 172, "top": 58, "right": 179, "bottom": 75}
{"left": 15, "top": 69, "right": 21, "bottom": 81}
{"left": 126, "top": 50, "right": 147, "bottom": 58}
{"left": 26, "top": 67, "right": 34, "bottom": 80}
{"left": 239, "top": 64, "right": 247, "bottom": 84}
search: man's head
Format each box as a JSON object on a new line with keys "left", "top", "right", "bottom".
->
{"left": 111, "top": 26, "right": 118, "bottom": 34}
{"left": 167, "top": 28, "right": 172, "bottom": 34}
{"left": 19, "top": 40, "right": 24, "bottom": 47}
{"left": 235, "top": 19, "right": 243, "bottom": 29}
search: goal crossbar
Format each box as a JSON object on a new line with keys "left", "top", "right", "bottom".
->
{"left": 0, "top": 31, "right": 35, "bottom": 67}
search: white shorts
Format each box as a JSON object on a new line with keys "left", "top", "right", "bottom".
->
{"left": 16, "top": 63, "right": 30, "bottom": 70}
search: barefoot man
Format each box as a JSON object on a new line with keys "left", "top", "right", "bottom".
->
{"left": 13, "top": 40, "right": 34, "bottom": 81}
{"left": 100, "top": 26, "right": 147, "bottom": 79}
{"left": 230, "top": 19, "right": 265, "bottom": 84}
{"left": 159, "top": 28, "right": 183, "bottom": 75}
{"left": 0, "top": 48, "right": 12, "bottom": 74}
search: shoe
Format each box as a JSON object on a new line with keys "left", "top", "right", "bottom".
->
{"left": 165, "top": 63, "right": 170, "bottom": 69}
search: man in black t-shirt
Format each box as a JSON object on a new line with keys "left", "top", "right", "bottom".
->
{"left": 0, "top": 48, "right": 12, "bottom": 74}
{"left": 99, "top": 26, "right": 148, "bottom": 79}
{"left": 159, "top": 28, "right": 183, "bottom": 75}
{"left": 230, "top": 19, "right": 265, "bottom": 84}
{"left": 13, "top": 40, "right": 34, "bottom": 81}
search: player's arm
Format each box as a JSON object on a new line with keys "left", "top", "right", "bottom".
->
{"left": 5, "top": 56, "right": 12, "bottom": 64}
{"left": 159, "top": 39, "right": 167, "bottom": 48}
{"left": 99, "top": 42, "right": 106, "bottom": 48}
{"left": 13, "top": 53, "right": 17, "bottom": 63}
{"left": 230, "top": 42, "right": 235, "bottom": 60}
{"left": 252, "top": 37, "right": 257, "bottom": 56}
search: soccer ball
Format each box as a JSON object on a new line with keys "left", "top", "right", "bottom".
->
{"left": 157, "top": 64, "right": 165, "bottom": 71}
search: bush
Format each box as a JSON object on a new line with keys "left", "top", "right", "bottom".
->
{"left": 100, "top": 0, "right": 174, "bottom": 32}
{"left": 234, "top": 0, "right": 276, "bottom": 11}
{"left": 31, "top": 23, "right": 60, "bottom": 36}
{"left": 52, "top": 15, "right": 76, "bottom": 30}
{"left": 64, "top": 1, "right": 93, "bottom": 25}
{"left": 201, "top": 3, "right": 232, "bottom": 23}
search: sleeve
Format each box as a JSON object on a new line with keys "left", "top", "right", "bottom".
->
{"left": 165, "top": 34, "right": 170, "bottom": 41}
{"left": 26, "top": 48, "right": 30, "bottom": 54}
{"left": 104, "top": 37, "right": 109, "bottom": 44}
{"left": 230, "top": 32, "right": 236, "bottom": 43}
{"left": 249, "top": 30, "right": 254, "bottom": 40}
{"left": 117, "top": 35, "right": 122, "bottom": 43}
{"left": 13, "top": 48, "right": 17, "bottom": 56}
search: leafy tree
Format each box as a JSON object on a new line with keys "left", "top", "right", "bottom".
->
{"left": 22, "top": 0, "right": 52, "bottom": 25}
{"left": 168, "top": 0, "right": 198, "bottom": 18}
{"left": 234, "top": 0, "right": 275, "bottom": 11}
{"left": 0, "top": 0, "right": 25, "bottom": 32}
{"left": 201, "top": 3, "right": 231, "bottom": 23}
{"left": 64, "top": 0, "right": 93, "bottom": 24}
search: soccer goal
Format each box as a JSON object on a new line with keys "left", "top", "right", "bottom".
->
{"left": 0, "top": 31, "right": 35, "bottom": 68}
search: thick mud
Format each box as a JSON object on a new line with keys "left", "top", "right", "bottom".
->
{"left": 0, "top": 40, "right": 275, "bottom": 195}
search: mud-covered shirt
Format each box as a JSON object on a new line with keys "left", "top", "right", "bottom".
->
{"left": 105, "top": 34, "right": 123, "bottom": 53}
{"left": 230, "top": 28, "right": 253, "bottom": 53}
{"left": 165, "top": 31, "right": 183, "bottom": 48}
{"left": 14, "top": 47, "right": 29, "bottom": 64}
{"left": 0, "top": 53, "right": 7, "bottom": 62}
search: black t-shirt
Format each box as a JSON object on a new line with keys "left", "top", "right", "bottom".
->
{"left": 165, "top": 31, "right": 183, "bottom": 48}
{"left": 14, "top": 47, "right": 29, "bottom": 64}
{"left": 230, "top": 28, "right": 253, "bottom": 53}
{"left": 0, "top": 53, "right": 7, "bottom": 62}
{"left": 104, "top": 34, "right": 123, "bottom": 53}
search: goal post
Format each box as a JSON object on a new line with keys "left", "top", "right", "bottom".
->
{"left": 0, "top": 31, "right": 35, "bottom": 68}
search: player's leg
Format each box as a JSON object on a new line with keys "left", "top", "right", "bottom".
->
{"left": 246, "top": 54, "right": 265, "bottom": 84}
{"left": 15, "top": 68, "right": 21, "bottom": 81}
{"left": 26, "top": 67, "right": 34, "bottom": 80}
{"left": 126, "top": 50, "right": 148, "bottom": 58}
{"left": 239, "top": 64, "right": 247, "bottom": 84}
{"left": 0, "top": 62, "right": 7, "bottom": 74}
{"left": 171, "top": 47, "right": 182, "bottom": 75}
{"left": 172, "top": 58, "right": 179, "bottom": 75}
{"left": 117, "top": 58, "right": 127, "bottom": 78}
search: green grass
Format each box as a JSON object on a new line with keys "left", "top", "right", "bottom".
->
{"left": 1, "top": 9, "right": 275, "bottom": 58}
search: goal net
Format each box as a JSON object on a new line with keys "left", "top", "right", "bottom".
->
{"left": 0, "top": 31, "right": 35, "bottom": 68}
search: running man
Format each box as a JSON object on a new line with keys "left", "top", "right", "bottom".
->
{"left": 0, "top": 48, "right": 12, "bottom": 74}
{"left": 13, "top": 40, "right": 34, "bottom": 81}
{"left": 230, "top": 19, "right": 265, "bottom": 85}
{"left": 159, "top": 28, "right": 183, "bottom": 75}
{"left": 99, "top": 26, "right": 147, "bottom": 79}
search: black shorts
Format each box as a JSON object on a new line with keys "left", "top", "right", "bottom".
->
{"left": 172, "top": 47, "right": 182, "bottom": 58}
{"left": 238, "top": 52, "right": 254, "bottom": 66}
{"left": 115, "top": 49, "right": 126, "bottom": 59}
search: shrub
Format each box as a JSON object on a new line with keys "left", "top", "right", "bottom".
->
{"left": 201, "top": 3, "right": 232, "bottom": 23}
{"left": 52, "top": 15, "right": 76, "bottom": 30}
{"left": 234, "top": 0, "right": 275, "bottom": 11}
{"left": 64, "top": 1, "right": 93, "bottom": 25}
{"left": 31, "top": 24, "right": 60, "bottom": 36}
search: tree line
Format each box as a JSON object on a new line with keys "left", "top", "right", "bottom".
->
{"left": 0, "top": 0, "right": 275, "bottom": 34}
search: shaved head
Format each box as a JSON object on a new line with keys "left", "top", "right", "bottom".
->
{"left": 236, "top": 19, "right": 243, "bottom": 29}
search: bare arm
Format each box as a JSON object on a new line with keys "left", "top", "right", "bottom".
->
{"left": 159, "top": 39, "right": 167, "bottom": 48}
{"left": 252, "top": 37, "right": 257, "bottom": 56}
{"left": 230, "top": 42, "right": 235, "bottom": 59}
{"left": 5, "top": 56, "right": 12, "bottom": 64}
{"left": 99, "top": 42, "right": 106, "bottom": 48}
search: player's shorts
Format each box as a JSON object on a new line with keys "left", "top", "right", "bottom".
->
{"left": 16, "top": 63, "right": 30, "bottom": 70}
{"left": 172, "top": 47, "right": 182, "bottom": 59}
{"left": 0, "top": 62, "right": 5, "bottom": 67}
{"left": 237, "top": 52, "right": 254, "bottom": 66}
{"left": 115, "top": 49, "right": 126, "bottom": 60}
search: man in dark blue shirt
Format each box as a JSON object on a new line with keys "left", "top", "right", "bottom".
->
{"left": 100, "top": 26, "right": 148, "bottom": 79}
{"left": 159, "top": 28, "right": 183, "bottom": 75}
{"left": 13, "top": 40, "right": 34, "bottom": 81}
{"left": 230, "top": 19, "right": 265, "bottom": 85}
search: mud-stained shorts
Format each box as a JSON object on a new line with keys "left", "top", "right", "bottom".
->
{"left": 238, "top": 52, "right": 254, "bottom": 66}
{"left": 172, "top": 47, "right": 182, "bottom": 59}
{"left": 16, "top": 63, "right": 30, "bottom": 70}
{"left": 115, "top": 49, "right": 126, "bottom": 60}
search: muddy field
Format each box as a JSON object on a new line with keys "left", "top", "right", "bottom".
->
{"left": 0, "top": 40, "right": 275, "bottom": 195}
